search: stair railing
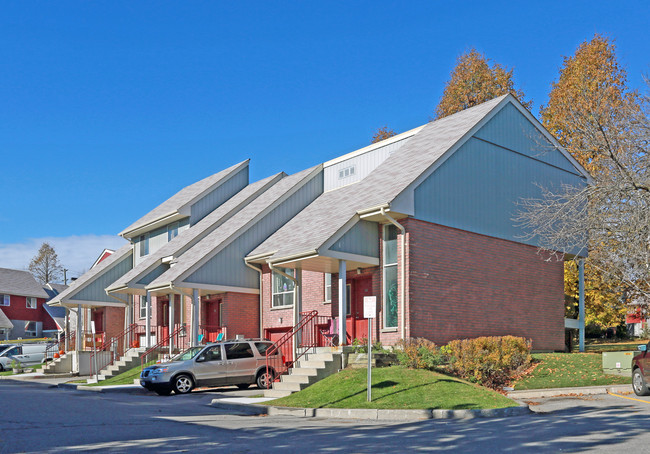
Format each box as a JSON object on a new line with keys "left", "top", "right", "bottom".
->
{"left": 90, "top": 323, "right": 145, "bottom": 376}
{"left": 140, "top": 324, "right": 190, "bottom": 369}
{"left": 264, "top": 311, "right": 332, "bottom": 389}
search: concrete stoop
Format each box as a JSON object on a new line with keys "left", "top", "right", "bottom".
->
{"left": 36, "top": 353, "right": 73, "bottom": 374}
{"left": 86, "top": 347, "right": 147, "bottom": 384}
{"left": 264, "top": 348, "right": 343, "bottom": 398}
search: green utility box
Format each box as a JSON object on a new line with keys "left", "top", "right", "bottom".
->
{"left": 602, "top": 351, "right": 635, "bottom": 376}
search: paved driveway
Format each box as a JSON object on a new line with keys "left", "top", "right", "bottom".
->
{"left": 1, "top": 379, "right": 650, "bottom": 453}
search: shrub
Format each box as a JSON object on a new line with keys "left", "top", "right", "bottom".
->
{"left": 395, "top": 338, "right": 444, "bottom": 370}
{"left": 350, "top": 337, "right": 387, "bottom": 353}
{"left": 445, "top": 336, "right": 532, "bottom": 389}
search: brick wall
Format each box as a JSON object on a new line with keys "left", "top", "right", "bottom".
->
{"left": 405, "top": 218, "right": 565, "bottom": 351}
{"left": 220, "top": 292, "right": 259, "bottom": 339}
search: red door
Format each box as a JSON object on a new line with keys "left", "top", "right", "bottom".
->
{"left": 205, "top": 300, "right": 221, "bottom": 342}
{"left": 346, "top": 277, "right": 372, "bottom": 342}
{"left": 160, "top": 302, "right": 169, "bottom": 344}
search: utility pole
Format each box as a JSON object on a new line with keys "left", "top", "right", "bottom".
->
{"left": 63, "top": 268, "right": 68, "bottom": 285}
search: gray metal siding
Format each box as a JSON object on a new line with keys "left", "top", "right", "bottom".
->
{"left": 148, "top": 225, "right": 168, "bottom": 256}
{"left": 329, "top": 220, "right": 379, "bottom": 257}
{"left": 413, "top": 136, "right": 587, "bottom": 254}
{"left": 184, "top": 172, "right": 324, "bottom": 288}
{"left": 136, "top": 263, "right": 169, "bottom": 286}
{"left": 70, "top": 255, "right": 133, "bottom": 303}
{"left": 324, "top": 137, "right": 413, "bottom": 191}
{"left": 474, "top": 103, "right": 580, "bottom": 175}
{"left": 190, "top": 166, "right": 248, "bottom": 224}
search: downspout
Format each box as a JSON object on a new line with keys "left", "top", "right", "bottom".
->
{"left": 380, "top": 207, "right": 407, "bottom": 340}
{"left": 245, "top": 260, "right": 264, "bottom": 338}
{"left": 268, "top": 262, "right": 299, "bottom": 360}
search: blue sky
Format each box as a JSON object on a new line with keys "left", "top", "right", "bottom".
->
{"left": 1, "top": 2, "right": 648, "bottom": 276}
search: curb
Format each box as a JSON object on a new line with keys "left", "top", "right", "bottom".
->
{"left": 507, "top": 384, "right": 631, "bottom": 399}
{"left": 209, "top": 399, "right": 531, "bottom": 420}
{"left": 58, "top": 383, "right": 152, "bottom": 394}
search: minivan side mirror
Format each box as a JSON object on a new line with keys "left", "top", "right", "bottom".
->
{"left": 196, "top": 355, "right": 206, "bottom": 362}
{"left": 638, "top": 344, "right": 648, "bottom": 352}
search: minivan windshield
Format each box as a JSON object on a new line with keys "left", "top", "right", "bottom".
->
{"left": 171, "top": 347, "right": 204, "bottom": 362}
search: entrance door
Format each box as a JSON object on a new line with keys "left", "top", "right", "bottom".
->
{"left": 161, "top": 301, "right": 169, "bottom": 344}
{"left": 205, "top": 299, "right": 221, "bottom": 342}
{"left": 346, "top": 277, "right": 372, "bottom": 341}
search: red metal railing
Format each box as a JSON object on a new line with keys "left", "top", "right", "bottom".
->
{"left": 90, "top": 324, "right": 146, "bottom": 376}
{"left": 199, "top": 325, "right": 227, "bottom": 343}
{"left": 264, "top": 311, "right": 332, "bottom": 388}
{"left": 140, "top": 324, "right": 190, "bottom": 369}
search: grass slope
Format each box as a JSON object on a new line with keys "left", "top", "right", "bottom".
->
{"left": 269, "top": 366, "right": 518, "bottom": 410}
{"left": 514, "top": 353, "right": 632, "bottom": 390}
{"left": 81, "top": 361, "right": 154, "bottom": 387}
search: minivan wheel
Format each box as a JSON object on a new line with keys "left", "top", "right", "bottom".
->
{"left": 173, "top": 374, "right": 194, "bottom": 394}
{"left": 236, "top": 384, "right": 250, "bottom": 390}
{"left": 633, "top": 369, "right": 650, "bottom": 396}
{"left": 256, "top": 369, "right": 274, "bottom": 389}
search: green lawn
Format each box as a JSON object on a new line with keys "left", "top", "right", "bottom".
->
{"left": 80, "top": 362, "right": 154, "bottom": 387}
{"left": 513, "top": 353, "right": 632, "bottom": 390}
{"left": 269, "top": 366, "right": 518, "bottom": 410}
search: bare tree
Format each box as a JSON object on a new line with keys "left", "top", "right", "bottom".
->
{"left": 28, "top": 242, "right": 63, "bottom": 284}
{"left": 516, "top": 79, "right": 650, "bottom": 302}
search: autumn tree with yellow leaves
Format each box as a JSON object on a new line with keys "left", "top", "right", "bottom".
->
{"left": 371, "top": 126, "right": 396, "bottom": 144}
{"left": 434, "top": 49, "right": 531, "bottom": 119}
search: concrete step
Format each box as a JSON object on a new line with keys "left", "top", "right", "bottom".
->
{"left": 290, "top": 367, "right": 319, "bottom": 377}
{"left": 271, "top": 381, "right": 305, "bottom": 392}
{"left": 280, "top": 374, "right": 313, "bottom": 385}
{"left": 263, "top": 389, "right": 293, "bottom": 398}
{"left": 296, "top": 360, "right": 328, "bottom": 369}
{"left": 305, "top": 353, "right": 336, "bottom": 362}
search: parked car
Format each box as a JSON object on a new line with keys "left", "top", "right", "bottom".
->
{"left": 631, "top": 342, "right": 650, "bottom": 396}
{"left": 140, "top": 339, "right": 280, "bottom": 395}
{"left": 0, "top": 343, "right": 52, "bottom": 371}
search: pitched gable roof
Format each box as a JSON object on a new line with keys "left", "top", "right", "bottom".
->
{"left": 0, "top": 268, "right": 49, "bottom": 299}
{"left": 43, "top": 283, "right": 68, "bottom": 300}
{"left": 105, "top": 172, "right": 284, "bottom": 293}
{"left": 119, "top": 160, "right": 249, "bottom": 239}
{"left": 146, "top": 165, "right": 322, "bottom": 290}
{"left": 248, "top": 96, "right": 509, "bottom": 263}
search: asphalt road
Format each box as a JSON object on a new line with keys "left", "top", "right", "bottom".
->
{"left": 1, "top": 379, "right": 650, "bottom": 453}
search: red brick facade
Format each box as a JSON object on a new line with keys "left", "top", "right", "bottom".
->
{"left": 404, "top": 218, "right": 565, "bottom": 351}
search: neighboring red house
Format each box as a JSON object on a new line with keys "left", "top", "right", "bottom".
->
{"left": 0, "top": 268, "right": 59, "bottom": 340}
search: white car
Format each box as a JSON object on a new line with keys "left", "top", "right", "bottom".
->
{"left": 0, "top": 343, "right": 51, "bottom": 370}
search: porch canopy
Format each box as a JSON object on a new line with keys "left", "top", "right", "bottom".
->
{"left": 0, "top": 308, "right": 13, "bottom": 330}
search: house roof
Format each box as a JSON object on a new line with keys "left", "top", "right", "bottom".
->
{"left": 47, "top": 244, "right": 133, "bottom": 305}
{"left": 43, "top": 283, "right": 68, "bottom": 300}
{"left": 119, "top": 160, "right": 249, "bottom": 239}
{"left": 105, "top": 172, "right": 284, "bottom": 293}
{"left": 146, "top": 164, "right": 322, "bottom": 291}
{"left": 0, "top": 309, "right": 13, "bottom": 330}
{"left": 247, "top": 95, "right": 509, "bottom": 263}
{"left": 43, "top": 304, "right": 67, "bottom": 330}
{"left": 91, "top": 249, "right": 115, "bottom": 269}
{"left": 0, "top": 268, "right": 49, "bottom": 299}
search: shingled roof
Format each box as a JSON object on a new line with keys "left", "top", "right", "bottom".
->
{"left": 119, "top": 160, "right": 249, "bottom": 238}
{"left": 247, "top": 95, "right": 508, "bottom": 263}
{"left": 0, "top": 268, "right": 49, "bottom": 299}
{"left": 105, "top": 172, "right": 284, "bottom": 293}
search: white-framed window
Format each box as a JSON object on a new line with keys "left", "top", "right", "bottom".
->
{"left": 139, "top": 234, "right": 149, "bottom": 257}
{"left": 139, "top": 295, "right": 147, "bottom": 319}
{"left": 383, "top": 224, "right": 398, "bottom": 328}
{"left": 168, "top": 221, "right": 179, "bottom": 241}
{"left": 324, "top": 273, "right": 332, "bottom": 303}
{"left": 272, "top": 268, "right": 295, "bottom": 308}
{"left": 346, "top": 284, "right": 351, "bottom": 316}
{"left": 338, "top": 165, "right": 356, "bottom": 179}
{"left": 0, "top": 294, "right": 9, "bottom": 306}
{"left": 26, "top": 297, "right": 37, "bottom": 309}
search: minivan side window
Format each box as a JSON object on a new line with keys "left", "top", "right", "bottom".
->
{"left": 6, "top": 347, "right": 21, "bottom": 356}
{"left": 255, "top": 342, "right": 273, "bottom": 356}
{"left": 202, "top": 346, "right": 222, "bottom": 362}
{"left": 224, "top": 343, "right": 254, "bottom": 360}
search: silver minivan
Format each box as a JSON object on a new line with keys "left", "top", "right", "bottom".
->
{"left": 140, "top": 339, "right": 278, "bottom": 395}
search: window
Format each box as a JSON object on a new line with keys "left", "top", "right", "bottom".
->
{"left": 383, "top": 224, "right": 398, "bottom": 328}
{"left": 272, "top": 268, "right": 295, "bottom": 307}
{"left": 255, "top": 342, "right": 273, "bottom": 356}
{"left": 224, "top": 342, "right": 255, "bottom": 360}
{"left": 324, "top": 273, "right": 332, "bottom": 303}
{"left": 202, "top": 345, "right": 223, "bottom": 362}
{"left": 139, "top": 234, "right": 149, "bottom": 257}
{"left": 26, "top": 297, "right": 37, "bottom": 309}
{"left": 346, "top": 284, "right": 351, "bottom": 316}
{"left": 139, "top": 295, "right": 147, "bottom": 319}
{"left": 338, "top": 165, "right": 356, "bottom": 179}
{"left": 168, "top": 222, "right": 179, "bottom": 241}
{"left": 0, "top": 295, "right": 9, "bottom": 306}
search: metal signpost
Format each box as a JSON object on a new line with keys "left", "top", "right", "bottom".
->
{"left": 363, "top": 296, "right": 377, "bottom": 402}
